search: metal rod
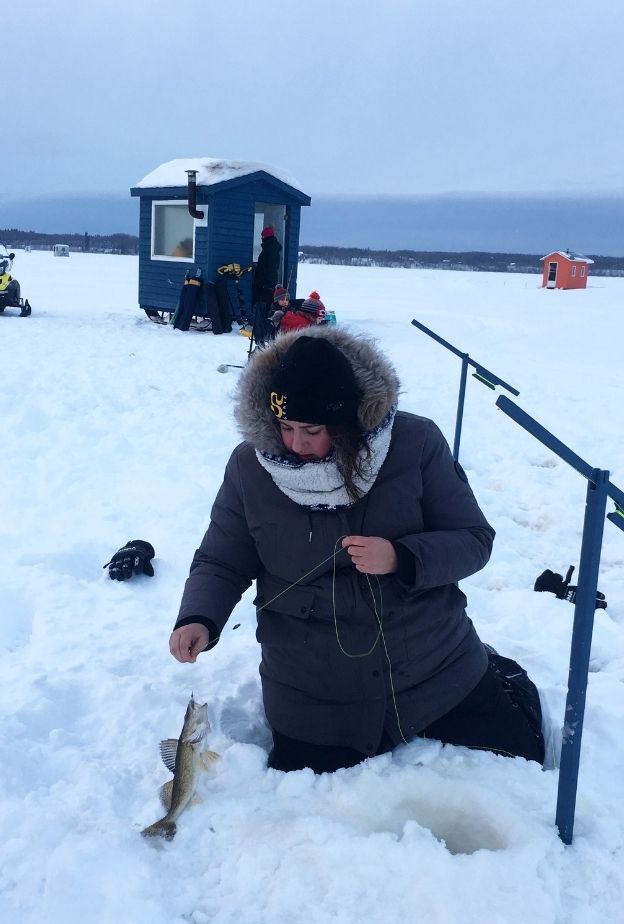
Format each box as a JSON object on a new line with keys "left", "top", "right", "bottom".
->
{"left": 411, "top": 318, "right": 466, "bottom": 359}
{"left": 497, "top": 397, "right": 624, "bottom": 521}
{"left": 607, "top": 483, "right": 624, "bottom": 511}
{"left": 411, "top": 318, "right": 520, "bottom": 395}
{"left": 496, "top": 396, "right": 594, "bottom": 480}
{"left": 494, "top": 392, "right": 623, "bottom": 842}
{"left": 555, "top": 469, "right": 609, "bottom": 844}
{"left": 453, "top": 355, "right": 469, "bottom": 461}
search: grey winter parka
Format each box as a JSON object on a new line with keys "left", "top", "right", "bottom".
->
{"left": 175, "top": 328, "right": 494, "bottom": 756}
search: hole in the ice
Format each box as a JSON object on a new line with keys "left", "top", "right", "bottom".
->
{"left": 369, "top": 799, "right": 508, "bottom": 855}
{"left": 219, "top": 682, "right": 272, "bottom": 750}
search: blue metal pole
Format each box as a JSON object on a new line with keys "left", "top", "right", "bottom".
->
{"left": 411, "top": 318, "right": 465, "bottom": 360}
{"left": 555, "top": 469, "right": 609, "bottom": 844}
{"left": 453, "top": 354, "right": 469, "bottom": 461}
{"left": 494, "top": 396, "right": 624, "bottom": 840}
{"left": 497, "top": 396, "right": 624, "bottom": 535}
{"left": 411, "top": 319, "right": 520, "bottom": 395}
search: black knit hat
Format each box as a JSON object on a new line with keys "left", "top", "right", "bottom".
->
{"left": 269, "top": 336, "right": 360, "bottom": 426}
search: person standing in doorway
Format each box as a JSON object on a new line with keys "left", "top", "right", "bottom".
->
{"left": 251, "top": 226, "right": 282, "bottom": 346}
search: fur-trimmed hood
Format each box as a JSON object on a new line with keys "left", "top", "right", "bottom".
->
{"left": 233, "top": 327, "right": 401, "bottom": 454}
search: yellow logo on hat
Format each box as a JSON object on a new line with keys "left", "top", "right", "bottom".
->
{"left": 270, "top": 391, "right": 285, "bottom": 418}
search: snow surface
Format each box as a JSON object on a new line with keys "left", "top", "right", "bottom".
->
{"left": 1, "top": 252, "right": 623, "bottom": 924}
{"left": 133, "top": 158, "right": 305, "bottom": 194}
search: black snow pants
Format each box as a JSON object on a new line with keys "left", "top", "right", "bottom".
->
{"left": 267, "top": 649, "right": 545, "bottom": 773}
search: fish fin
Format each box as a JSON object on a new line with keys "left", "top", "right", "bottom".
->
{"left": 183, "top": 727, "right": 209, "bottom": 745}
{"left": 159, "top": 780, "right": 174, "bottom": 810}
{"left": 200, "top": 750, "right": 221, "bottom": 770}
{"left": 141, "top": 818, "right": 177, "bottom": 841}
{"left": 189, "top": 792, "right": 203, "bottom": 807}
{"left": 159, "top": 738, "right": 179, "bottom": 773}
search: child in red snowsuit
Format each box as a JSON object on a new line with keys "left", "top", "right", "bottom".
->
{"left": 279, "top": 291, "right": 326, "bottom": 333}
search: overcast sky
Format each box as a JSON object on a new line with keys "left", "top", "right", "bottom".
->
{"left": 6, "top": 0, "right": 624, "bottom": 202}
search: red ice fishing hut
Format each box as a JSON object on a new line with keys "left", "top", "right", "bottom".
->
{"left": 541, "top": 250, "right": 594, "bottom": 289}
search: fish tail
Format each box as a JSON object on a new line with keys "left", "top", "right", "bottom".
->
{"left": 141, "top": 817, "right": 177, "bottom": 841}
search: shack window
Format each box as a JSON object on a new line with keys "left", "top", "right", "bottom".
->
{"left": 151, "top": 201, "right": 199, "bottom": 261}
{"left": 571, "top": 266, "right": 576, "bottom": 277}
{"left": 580, "top": 266, "right": 586, "bottom": 277}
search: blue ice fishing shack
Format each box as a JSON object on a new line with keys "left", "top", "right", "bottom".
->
{"left": 129, "top": 158, "right": 311, "bottom": 328}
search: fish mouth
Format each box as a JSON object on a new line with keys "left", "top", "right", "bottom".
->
{"left": 184, "top": 697, "right": 210, "bottom": 742}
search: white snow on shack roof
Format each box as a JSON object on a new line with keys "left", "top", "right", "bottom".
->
{"left": 134, "top": 157, "right": 305, "bottom": 193}
{"left": 541, "top": 250, "right": 594, "bottom": 264}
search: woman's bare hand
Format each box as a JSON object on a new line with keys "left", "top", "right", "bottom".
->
{"left": 169, "top": 623, "right": 210, "bottom": 663}
{"left": 341, "top": 536, "right": 398, "bottom": 574}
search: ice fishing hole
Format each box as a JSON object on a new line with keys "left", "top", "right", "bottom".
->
{"left": 367, "top": 799, "right": 508, "bottom": 855}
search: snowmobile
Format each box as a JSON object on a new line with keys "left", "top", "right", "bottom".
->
{"left": 0, "top": 247, "right": 31, "bottom": 316}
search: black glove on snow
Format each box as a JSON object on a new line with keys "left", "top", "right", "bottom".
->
{"left": 104, "top": 540, "right": 155, "bottom": 581}
{"left": 534, "top": 565, "right": 606, "bottom": 609}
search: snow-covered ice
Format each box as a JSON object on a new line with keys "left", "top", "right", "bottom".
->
{"left": 1, "top": 251, "right": 623, "bottom": 923}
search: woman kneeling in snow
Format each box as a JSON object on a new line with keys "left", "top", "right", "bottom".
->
{"left": 169, "top": 329, "right": 545, "bottom": 772}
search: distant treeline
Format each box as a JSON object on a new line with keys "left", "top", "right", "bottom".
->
{"left": 300, "top": 246, "right": 624, "bottom": 276}
{"left": 0, "top": 228, "right": 139, "bottom": 255}
{"left": 3, "top": 229, "right": 624, "bottom": 275}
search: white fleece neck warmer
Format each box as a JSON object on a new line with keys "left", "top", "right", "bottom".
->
{"left": 255, "top": 408, "right": 396, "bottom": 509}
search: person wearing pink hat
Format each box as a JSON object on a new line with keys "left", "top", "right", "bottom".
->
{"left": 251, "top": 226, "right": 282, "bottom": 345}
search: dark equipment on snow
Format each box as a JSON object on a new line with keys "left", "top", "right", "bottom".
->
{"left": 145, "top": 268, "right": 235, "bottom": 333}
{"left": 0, "top": 249, "right": 32, "bottom": 317}
{"left": 247, "top": 301, "right": 272, "bottom": 355}
{"left": 217, "top": 263, "right": 252, "bottom": 324}
{"left": 534, "top": 565, "right": 607, "bottom": 609}
{"left": 173, "top": 268, "right": 212, "bottom": 332}
{"left": 104, "top": 540, "right": 155, "bottom": 581}
{"left": 218, "top": 262, "right": 262, "bottom": 358}
{"left": 207, "top": 280, "right": 233, "bottom": 334}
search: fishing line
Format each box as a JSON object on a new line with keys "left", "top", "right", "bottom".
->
{"left": 256, "top": 541, "right": 349, "bottom": 612}
{"left": 328, "top": 536, "right": 409, "bottom": 745}
{"left": 199, "top": 540, "right": 522, "bottom": 759}
{"left": 256, "top": 535, "right": 409, "bottom": 745}
{"left": 205, "top": 543, "right": 351, "bottom": 641}
{"left": 206, "top": 535, "right": 411, "bottom": 745}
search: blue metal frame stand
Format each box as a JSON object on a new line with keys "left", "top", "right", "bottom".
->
{"left": 556, "top": 469, "right": 608, "bottom": 844}
{"left": 496, "top": 395, "right": 624, "bottom": 843}
{"left": 411, "top": 318, "right": 519, "bottom": 461}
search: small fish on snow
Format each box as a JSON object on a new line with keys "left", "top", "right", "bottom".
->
{"left": 141, "top": 693, "right": 219, "bottom": 841}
